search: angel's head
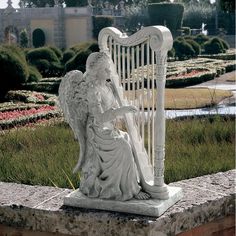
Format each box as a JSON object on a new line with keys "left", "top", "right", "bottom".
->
{"left": 86, "top": 52, "right": 112, "bottom": 82}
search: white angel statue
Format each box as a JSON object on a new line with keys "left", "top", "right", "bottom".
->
{"left": 59, "top": 52, "right": 149, "bottom": 201}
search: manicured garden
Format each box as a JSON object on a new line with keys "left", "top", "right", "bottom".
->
{"left": 0, "top": 116, "right": 234, "bottom": 188}
{"left": 0, "top": 37, "right": 235, "bottom": 189}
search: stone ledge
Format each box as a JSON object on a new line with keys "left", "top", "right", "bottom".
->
{"left": 0, "top": 170, "right": 235, "bottom": 236}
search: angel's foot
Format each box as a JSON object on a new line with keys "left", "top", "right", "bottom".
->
{"left": 134, "top": 191, "right": 150, "bottom": 200}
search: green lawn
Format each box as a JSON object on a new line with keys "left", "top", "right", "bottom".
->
{"left": 0, "top": 116, "right": 234, "bottom": 188}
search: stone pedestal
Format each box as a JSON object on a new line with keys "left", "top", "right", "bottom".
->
{"left": 64, "top": 186, "right": 183, "bottom": 217}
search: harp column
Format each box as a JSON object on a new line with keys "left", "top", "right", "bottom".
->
{"left": 154, "top": 50, "right": 168, "bottom": 187}
{"left": 149, "top": 29, "right": 172, "bottom": 198}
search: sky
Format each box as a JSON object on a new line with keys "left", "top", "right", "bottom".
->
{"left": 0, "top": 0, "right": 20, "bottom": 9}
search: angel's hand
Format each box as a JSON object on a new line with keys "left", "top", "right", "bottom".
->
{"left": 118, "top": 105, "right": 138, "bottom": 115}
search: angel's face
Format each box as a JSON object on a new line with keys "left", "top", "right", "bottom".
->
{"left": 97, "top": 62, "right": 111, "bottom": 82}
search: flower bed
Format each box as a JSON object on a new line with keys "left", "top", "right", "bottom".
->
{"left": 5, "top": 90, "right": 57, "bottom": 105}
{"left": 0, "top": 90, "right": 62, "bottom": 130}
{"left": 166, "top": 69, "right": 216, "bottom": 88}
{"left": 0, "top": 102, "right": 43, "bottom": 113}
{"left": 169, "top": 58, "right": 236, "bottom": 77}
{"left": 22, "top": 81, "right": 61, "bottom": 94}
{"left": 132, "top": 57, "right": 235, "bottom": 88}
{"left": 0, "top": 105, "right": 61, "bottom": 130}
{"left": 199, "top": 49, "right": 236, "bottom": 61}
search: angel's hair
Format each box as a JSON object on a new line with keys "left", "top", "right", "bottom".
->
{"left": 86, "top": 52, "right": 110, "bottom": 73}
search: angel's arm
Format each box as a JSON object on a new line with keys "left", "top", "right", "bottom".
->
{"left": 89, "top": 89, "right": 137, "bottom": 124}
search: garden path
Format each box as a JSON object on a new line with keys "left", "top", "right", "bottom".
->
{"left": 165, "top": 71, "right": 235, "bottom": 119}
{"left": 190, "top": 71, "right": 236, "bottom": 106}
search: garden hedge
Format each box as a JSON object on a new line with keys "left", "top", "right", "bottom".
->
{"left": 64, "top": 41, "right": 99, "bottom": 73}
{"left": 166, "top": 70, "right": 216, "bottom": 88}
{"left": 0, "top": 45, "right": 29, "bottom": 100}
{"left": 92, "top": 16, "right": 114, "bottom": 39}
{"left": 26, "top": 47, "right": 63, "bottom": 77}
{"left": 62, "top": 49, "right": 76, "bottom": 64}
{"left": 28, "top": 65, "right": 42, "bottom": 82}
{"left": 204, "top": 37, "right": 229, "bottom": 54}
{"left": 65, "top": 50, "right": 91, "bottom": 73}
{"left": 148, "top": 3, "right": 184, "bottom": 33}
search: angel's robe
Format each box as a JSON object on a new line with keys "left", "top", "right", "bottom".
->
{"left": 79, "top": 82, "right": 141, "bottom": 201}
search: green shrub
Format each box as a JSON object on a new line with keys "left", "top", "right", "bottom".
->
{"left": 64, "top": 41, "right": 99, "bottom": 73}
{"left": 204, "top": 37, "right": 227, "bottom": 54}
{"left": 70, "top": 41, "right": 99, "bottom": 53}
{"left": 148, "top": 3, "right": 184, "bottom": 33}
{"left": 48, "top": 46, "right": 63, "bottom": 60}
{"left": 168, "top": 48, "right": 175, "bottom": 58}
{"left": 186, "top": 39, "right": 201, "bottom": 56}
{"left": 65, "top": 50, "right": 91, "bottom": 73}
{"left": 22, "top": 81, "right": 60, "bottom": 94}
{"left": 193, "top": 34, "right": 210, "bottom": 47}
{"left": 28, "top": 66, "right": 42, "bottom": 82}
{"left": 62, "top": 49, "right": 76, "bottom": 64}
{"left": 166, "top": 70, "right": 215, "bottom": 88}
{"left": 32, "top": 28, "right": 46, "bottom": 48}
{"left": 2, "top": 44, "right": 27, "bottom": 63}
{"left": 92, "top": 16, "right": 114, "bottom": 39}
{"left": 218, "top": 38, "right": 229, "bottom": 50}
{"left": 26, "top": 47, "right": 63, "bottom": 77}
{"left": 173, "top": 39, "right": 195, "bottom": 60}
{"left": 0, "top": 46, "right": 29, "bottom": 100}
{"left": 19, "top": 29, "right": 29, "bottom": 48}
{"left": 26, "top": 47, "right": 59, "bottom": 62}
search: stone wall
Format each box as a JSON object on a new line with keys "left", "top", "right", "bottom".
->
{"left": 0, "top": 6, "right": 93, "bottom": 48}
{"left": 0, "top": 170, "right": 235, "bottom": 236}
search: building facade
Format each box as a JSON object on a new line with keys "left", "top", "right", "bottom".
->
{"left": 0, "top": 1, "right": 94, "bottom": 48}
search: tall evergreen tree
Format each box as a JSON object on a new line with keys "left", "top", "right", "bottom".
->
{"left": 220, "top": 0, "right": 235, "bottom": 12}
{"left": 19, "top": 29, "right": 29, "bottom": 48}
{"left": 19, "top": 0, "right": 63, "bottom": 7}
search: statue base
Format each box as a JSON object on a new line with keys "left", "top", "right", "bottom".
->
{"left": 63, "top": 186, "right": 183, "bottom": 217}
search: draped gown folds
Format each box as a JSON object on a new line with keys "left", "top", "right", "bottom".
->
{"left": 79, "top": 82, "right": 141, "bottom": 201}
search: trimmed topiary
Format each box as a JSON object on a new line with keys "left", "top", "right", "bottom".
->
{"left": 186, "top": 39, "right": 201, "bottom": 56}
{"left": 26, "top": 47, "right": 60, "bottom": 63}
{"left": 48, "top": 46, "right": 63, "bottom": 60}
{"left": 193, "top": 34, "right": 210, "bottom": 47}
{"left": 70, "top": 41, "right": 99, "bottom": 53}
{"left": 204, "top": 37, "right": 228, "bottom": 54}
{"left": 0, "top": 46, "right": 29, "bottom": 100}
{"left": 93, "top": 16, "right": 114, "bottom": 39}
{"left": 65, "top": 50, "right": 92, "bottom": 73}
{"left": 28, "top": 66, "right": 42, "bottom": 82}
{"left": 19, "top": 29, "right": 29, "bottom": 48}
{"left": 26, "top": 47, "right": 63, "bottom": 77}
{"left": 63, "top": 41, "right": 99, "bottom": 73}
{"left": 148, "top": 2, "right": 184, "bottom": 33}
{"left": 173, "top": 39, "right": 195, "bottom": 60}
{"left": 168, "top": 48, "right": 175, "bottom": 59}
{"left": 62, "top": 49, "right": 76, "bottom": 64}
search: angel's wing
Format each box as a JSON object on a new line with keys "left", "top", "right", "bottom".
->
{"left": 58, "top": 70, "right": 88, "bottom": 173}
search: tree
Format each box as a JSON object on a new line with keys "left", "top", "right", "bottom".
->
{"left": 64, "top": 0, "right": 88, "bottom": 7}
{"left": 19, "top": 29, "right": 29, "bottom": 48}
{"left": 19, "top": 0, "right": 63, "bottom": 7}
{"left": 220, "top": 0, "right": 235, "bottom": 12}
